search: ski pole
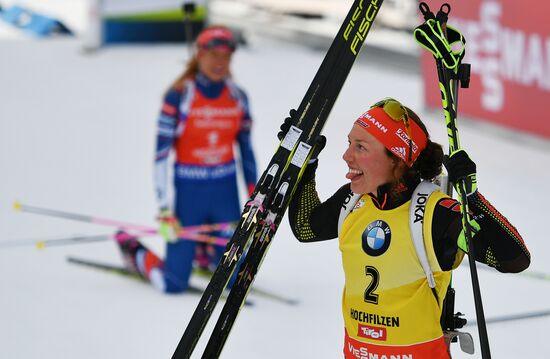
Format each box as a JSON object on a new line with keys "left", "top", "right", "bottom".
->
{"left": 181, "top": 2, "right": 196, "bottom": 56}
{"left": 13, "top": 201, "right": 234, "bottom": 236}
{"left": 0, "top": 233, "right": 112, "bottom": 250}
{"left": 414, "top": 3, "right": 491, "bottom": 358}
{"left": 0, "top": 229, "right": 230, "bottom": 250}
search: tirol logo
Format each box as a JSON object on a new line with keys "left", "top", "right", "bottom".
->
{"left": 361, "top": 220, "right": 391, "bottom": 256}
{"left": 358, "top": 324, "right": 387, "bottom": 341}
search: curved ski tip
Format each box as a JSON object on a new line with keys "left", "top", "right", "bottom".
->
{"left": 13, "top": 201, "right": 22, "bottom": 211}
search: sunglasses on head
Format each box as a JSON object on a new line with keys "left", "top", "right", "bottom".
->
{"left": 200, "top": 38, "right": 236, "bottom": 52}
{"left": 370, "top": 98, "right": 413, "bottom": 163}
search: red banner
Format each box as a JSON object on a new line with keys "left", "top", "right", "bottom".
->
{"left": 421, "top": 1, "right": 550, "bottom": 138}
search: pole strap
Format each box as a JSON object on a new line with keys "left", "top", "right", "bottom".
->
{"left": 414, "top": 19, "right": 465, "bottom": 70}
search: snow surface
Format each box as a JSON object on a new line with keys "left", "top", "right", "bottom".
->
{"left": 1, "top": 22, "right": 549, "bottom": 359}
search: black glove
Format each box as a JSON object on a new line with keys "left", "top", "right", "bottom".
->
{"left": 300, "top": 154, "right": 319, "bottom": 183}
{"left": 277, "top": 109, "right": 297, "bottom": 140}
{"left": 299, "top": 135, "right": 326, "bottom": 181}
{"left": 443, "top": 149, "right": 477, "bottom": 196}
{"left": 310, "top": 134, "right": 326, "bottom": 161}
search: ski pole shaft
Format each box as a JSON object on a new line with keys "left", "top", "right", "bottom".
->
{"left": 0, "top": 233, "right": 111, "bottom": 249}
{"left": 13, "top": 201, "right": 234, "bottom": 235}
{"left": 0, "top": 229, "right": 230, "bottom": 250}
{"left": 435, "top": 32, "right": 492, "bottom": 359}
{"left": 133, "top": 229, "right": 230, "bottom": 246}
{"left": 415, "top": 3, "right": 491, "bottom": 357}
{"left": 35, "top": 234, "right": 111, "bottom": 249}
{"left": 182, "top": 2, "right": 196, "bottom": 56}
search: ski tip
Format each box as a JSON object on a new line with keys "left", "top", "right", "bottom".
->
{"left": 35, "top": 241, "right": 46, "bottom": 250}
{"left": 13, "top": 201, "right": 22, "bottom": 211}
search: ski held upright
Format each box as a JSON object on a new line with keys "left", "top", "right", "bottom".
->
{"left": 171, "top": 0, "right": 385, "bottom": 358}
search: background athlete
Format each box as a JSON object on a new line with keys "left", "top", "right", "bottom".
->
{"left": 117, "top": 25, "right": 257, "bottom": 293}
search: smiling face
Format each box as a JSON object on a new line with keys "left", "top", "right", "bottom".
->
{"left": 343, "top": 124, "right": 399, "bottom": 194}
{"left": 197, "top": 48, "right": 232, "bottom": 82}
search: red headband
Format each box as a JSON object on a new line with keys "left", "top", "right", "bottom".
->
{"left": 354, "top": 107, "right": 428, "bottom": 167}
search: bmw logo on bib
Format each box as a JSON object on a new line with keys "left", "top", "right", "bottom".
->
{"left": 362, "top": 220, "right": 391, "bottom": 256}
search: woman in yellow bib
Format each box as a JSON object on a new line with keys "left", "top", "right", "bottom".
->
{"left": 288, "top": 98, "right": 530, "bottom": 358}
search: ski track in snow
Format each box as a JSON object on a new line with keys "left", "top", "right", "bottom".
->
{"left": 1, "top": 24, "right": 549, "bottom": 359}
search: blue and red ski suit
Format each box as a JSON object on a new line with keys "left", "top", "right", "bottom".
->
{"left": 153, "top": 72, "right": 257, "bottom": 292}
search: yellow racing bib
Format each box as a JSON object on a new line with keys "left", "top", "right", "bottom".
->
{"left": 339, "top": 191, "right": 451, "bottom": 358}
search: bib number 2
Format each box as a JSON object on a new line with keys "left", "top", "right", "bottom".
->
{"left": 364, "top": 266, "right": 379, "bottom": 304}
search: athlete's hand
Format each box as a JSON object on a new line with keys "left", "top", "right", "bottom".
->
{"left": 158, "top": 209, "right": 180, "bottom": 243}
{"left": 277, "top": 109, "right": 297, "bottom": 140}
{"left": 311, "top": 135, "right": 326, "bottom": 161}
{"left": 444, "top": 149, "right": 477, "bottom": 197}
{"left": 277, "top": 108, "right": 326, "bottom": 159}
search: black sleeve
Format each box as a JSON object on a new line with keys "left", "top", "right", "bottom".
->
{"left": 288, "top": 162, "right": 351, "bottom": 242}
{"left": 432, "top": 192, "right": 531, "bottom": 273}
{"left": 468, "top": 191, "right": 530, "bottom": 272}
{"left": 431, "top": 199, "right": 464, "bottom": 271}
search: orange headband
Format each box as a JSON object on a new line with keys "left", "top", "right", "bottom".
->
{"left": 354, "top": 106, "right": 428, "bottom": 167}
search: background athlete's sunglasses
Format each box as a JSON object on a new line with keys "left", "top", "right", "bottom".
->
{"left": 200, "top": 38, "right": 236, "bottom": 52}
